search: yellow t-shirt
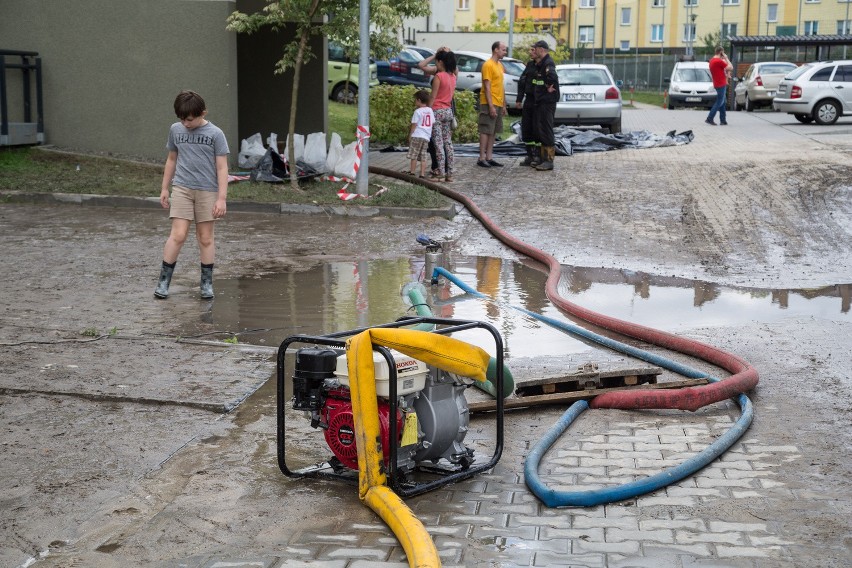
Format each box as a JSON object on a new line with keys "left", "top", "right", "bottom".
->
{"left": 479, "top": 59, "right": 505, "bottom": 108}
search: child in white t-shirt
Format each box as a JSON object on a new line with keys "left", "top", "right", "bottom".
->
{"left": 408, "top": 90, "right": 434, "bottom": 178}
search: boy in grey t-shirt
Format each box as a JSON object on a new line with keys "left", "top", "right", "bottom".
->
{"left": 154, "top": 90, "right": 230, "bottom": 300}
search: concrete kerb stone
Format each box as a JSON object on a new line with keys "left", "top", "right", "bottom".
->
{"left": 0, "top": 191, "right": 460, "bottom": 220}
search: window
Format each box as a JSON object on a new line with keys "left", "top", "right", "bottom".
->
{"left": 652, "top": 0, "right": 665, "bottom": 7}
{"left": 685, "top": 0, "right": 698, "bottom": 5}
{"left": 804, "top": 0, "right": 819, "bottom": 3}
{"left": 835, "top": 65, "right": 852, "bottom": 82}
{"left": 811, "top": 66, "right": 833, "bottom": 81}
{"left": 621, "top": 40, "right": 631, "bottom": 51}
{"left": 496, "top": 9, "right": 506, "bottom": 23}
{"left": 621, "top": 7, "right": 632, "bottom": 25}
{"left": 804, "top": 20, "right": 819, "bottom": 35}
{"left": 838, "top": 20, "right": 852, "bottom": 34}
{"left": 581, "top": 0, "right": 596, "bottom": 7}
{"left": 683, "top": 23, "right": 697, "bottom": 42}
{"left": 651, "top": 24, "right": 664, "bottom": 41}
{"left": 457, "top": 0, "right": 469, "bottom": 9}
{"left": 722, "top": 0, "right": 739, "bottom": 5}
{"left": 579, "top": 26, "right": 595, "bottom": 43}
{"left": 532, "top": 0, "right": 552, "bottom": 6}
{"left": 721, "top": 23, "right": 737, "bottom": 37}
{"left": 766, "top": 4, "right": 778, "bottom": 22}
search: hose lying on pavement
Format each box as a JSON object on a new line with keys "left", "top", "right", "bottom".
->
{"left": 430, "top": 266, "right": 754, "bottom": 506}
{"left": 370, "top": 165, "right": 759, "bottom": 412}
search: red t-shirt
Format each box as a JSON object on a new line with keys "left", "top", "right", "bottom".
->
{"left": 709, "top": 57, "right": 729, "bottom": 88}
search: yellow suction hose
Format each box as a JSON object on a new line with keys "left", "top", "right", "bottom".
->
{"left": 345, "top": 327, "right": 491, "bottom": 568}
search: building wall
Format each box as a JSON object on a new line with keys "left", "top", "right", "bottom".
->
{"left": 0, "top": 0, "right": 325, "bottom": 163}
{"left": 513, "top": 0, "right": 851, "bottom": 52}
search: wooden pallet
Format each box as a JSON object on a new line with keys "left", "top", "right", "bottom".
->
{"left": 467, "top": 362, "right": 708, "bottom": 413}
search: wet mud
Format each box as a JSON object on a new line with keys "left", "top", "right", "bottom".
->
{"left": 2, "top": 110, "right": 852, "bottom": 567}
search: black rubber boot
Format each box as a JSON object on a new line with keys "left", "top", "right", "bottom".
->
{"left": 520, "top": 145, "right": 535, "bottom": 166}
{"left": 535, "top": 146, "right": 555, "bottom": 171}
{"left": 154, "top": 261, "right": 175, "bottom": 299}
{"left": 530, "top": 146, "right": 542, "bottom": 167}
{"left": 200, "top": 263, "right": 214, "bottom": 299}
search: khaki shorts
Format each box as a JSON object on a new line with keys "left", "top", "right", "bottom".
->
{"left": 169, "top": 185, "right": 218, "bottom": 223}
{"left": 478, "top": 107, "right": 504, "bottom": 136}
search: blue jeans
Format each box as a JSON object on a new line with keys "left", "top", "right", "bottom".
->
{"left": 707, "top": 86, "right": 727, "bottom": 123}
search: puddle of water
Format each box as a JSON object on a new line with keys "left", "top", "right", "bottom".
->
{"left": 198, "top": 255, "right": 849, "bottom": 359}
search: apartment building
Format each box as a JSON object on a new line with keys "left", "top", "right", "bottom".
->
{"left": 440, "top": 0, "right": 851, "bottom": 53}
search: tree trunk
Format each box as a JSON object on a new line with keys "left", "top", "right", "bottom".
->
{"left": 287, "top": 0, "right": 322, "bottom": 190}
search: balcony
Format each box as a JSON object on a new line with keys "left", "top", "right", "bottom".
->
{"left": 515, "top": 5, "right": 568, "bottom": 23}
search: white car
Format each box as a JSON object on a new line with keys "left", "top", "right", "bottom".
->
{"left": 554, "top": 64, "right": 623, "bottom": 133}
{"left": 773, "top": 60, "right": 852, "bottom": 125}
{"left": 453, "top": 51, "right": 525, "bottom": 110}
{"left": 666, "top": 61, "right": 715, "bottom": 110}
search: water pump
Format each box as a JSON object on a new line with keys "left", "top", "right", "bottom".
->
{"left": 291, "top": 346, "right": 475, "bottom": 473}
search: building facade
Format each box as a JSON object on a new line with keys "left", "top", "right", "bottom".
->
{"left": 446, "top": 0, "right": 851, "bottom": 54}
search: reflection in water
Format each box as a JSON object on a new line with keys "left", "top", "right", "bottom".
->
{"left": 202, "top": 256, "right": 850, "bottom": 358}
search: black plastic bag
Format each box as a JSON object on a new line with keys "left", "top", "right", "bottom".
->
{"left": 250, "top": 147, "right": 288, "bottom": 183}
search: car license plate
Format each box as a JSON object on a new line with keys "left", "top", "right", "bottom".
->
{"left": 411, "top": 68, "right": 424, "bottom": 75}
{"left": 563, "top": 93, "right": 593, "bottom": 101}
{"left": 685, "top": 97, "right": 701, "bottom": 102}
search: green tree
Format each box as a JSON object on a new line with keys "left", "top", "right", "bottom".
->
{"left": 227, "top": 0, "right": 427, "bottom": 189}
{"left": 512, "top": 37, "right": 571, "bottom": 64}
{"left": 698, "top": 31, "right": 729, "bottom": 59}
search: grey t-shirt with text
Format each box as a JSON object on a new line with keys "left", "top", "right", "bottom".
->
{"left": 166, "top": 121, "right": 230, "bottom": 191}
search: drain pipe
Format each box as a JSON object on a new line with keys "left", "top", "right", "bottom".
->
{"left": 369, "top": 166, "right": 759, "bottom": 411}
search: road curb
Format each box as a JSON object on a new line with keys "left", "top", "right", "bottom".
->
{"left": 0, "top": 191, "right": 461, "bottom": 220}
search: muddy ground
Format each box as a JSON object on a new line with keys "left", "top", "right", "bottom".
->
{"left": 1, "top": 108, "right": 851, "bottom": 567}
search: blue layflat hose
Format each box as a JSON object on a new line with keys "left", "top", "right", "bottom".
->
{"left": 431, "top": 266, "right": 754, "bottom": 507}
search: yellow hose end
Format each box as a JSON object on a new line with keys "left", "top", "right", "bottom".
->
{"left": 363, "top": 486, "right": 441, "bottom": 568}
{"left": 367, "top": 328, "right": 491, "bottom": 382}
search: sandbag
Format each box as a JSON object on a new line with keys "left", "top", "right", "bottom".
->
{"left": 303, "top": 132, "right": 327, "bottom": 173}
{"left": 326, "top": 132, "right": 343, "bottom": 174}
{"left": 238, "top": 133, "right": 266, "bottom": 169}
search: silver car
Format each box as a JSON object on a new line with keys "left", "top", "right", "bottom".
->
{"left": 554, "top": 64, "right": 623, "bottom": 133}
{"left": 733, "top": 61, "right": 797, "bottom": 112}
{"left": 453, "top": 51, "right": 524, "bottom": 110}
{"left": 773, "top": 60, "right": 852, "bottom": 125}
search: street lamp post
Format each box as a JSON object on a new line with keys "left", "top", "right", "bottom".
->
{"left": 688, "top": 13, "right": 697, "bottom": 58}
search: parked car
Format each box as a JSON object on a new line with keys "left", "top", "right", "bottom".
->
{"left": 454, "top": 51, "right": 524, "bottom": 110}
{"left": 375, "top": 48, "right": 432, "bottom": 89}
{"left": 405, "top": 45, "right": 435, "bottom": 61}
{"left": 773, "top": 60, "right": 852, "bottom": 125}
{"left": 553, "top": 64, "right": 623, "bottom": 133}
{"left": 733, "top": 61, "right": 798, "bottom": 111}
{"left": 666, "top": 61, "right": 714, "bottom": 110}
{"left": 327, "top": 41, "right": 379, "bottom": 103}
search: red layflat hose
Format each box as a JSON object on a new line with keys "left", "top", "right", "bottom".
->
{"left": 370, "top": 167, "right": 759, "bottom": 411}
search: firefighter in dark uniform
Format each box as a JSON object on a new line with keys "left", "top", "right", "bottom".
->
{"left": 531, "top": 40, "right": 559, "bottom": 171}
{"left": 514, "top": 45, "right": 540, "bottom": 167}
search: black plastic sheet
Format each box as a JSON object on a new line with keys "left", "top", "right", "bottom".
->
{"left": 382, "top": 123, "right": 694, "bottom": 158}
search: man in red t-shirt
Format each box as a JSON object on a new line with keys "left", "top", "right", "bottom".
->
{"left": 706, "top": 46, "right": 734, "bottom": 125}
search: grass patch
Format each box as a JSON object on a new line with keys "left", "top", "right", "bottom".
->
{"left": 0, "top": 146, "right": 451, "bottom": 209}
{"left": 624, "top": 90, "right": 666, "bottom": 108}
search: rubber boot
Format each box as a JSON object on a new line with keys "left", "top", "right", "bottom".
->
{"left": 530, "top": 146, "right": 542, "bottom": 168}
{"left": 154, "top": 261, "right": 175, "bottom": 299}
{"left": 535, "top": 146, "right": 555, "bottom": 171}
{"left": 520, "top": 145, "right": 535, "bottom": 167}
{"left": 200, "top": 264, "right": 214, "bottom": 299}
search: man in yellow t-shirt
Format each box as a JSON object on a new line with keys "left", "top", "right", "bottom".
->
{"left": 477, "top": 41, "right": 508, "bottom": 168}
